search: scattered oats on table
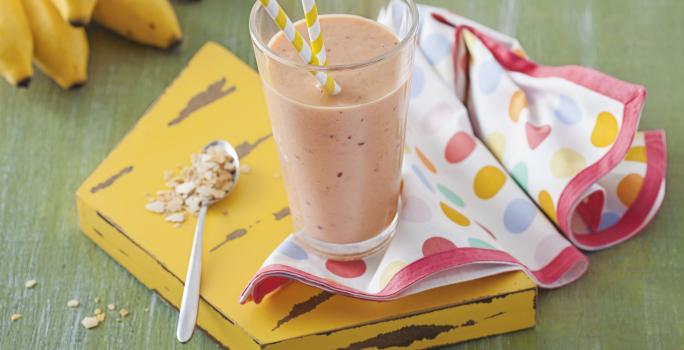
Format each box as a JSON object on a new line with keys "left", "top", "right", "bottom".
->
{"left": 25, "top": 279, "right": 37, "bottom": 288}
{"left": 119, "top": 308, "right": 129, "bottom": 318}
{"left": 240, "top": 164, "right": 251, "bottom": 174}
{"left": 81, "top": 316, "right": 99, "bottom": 329}
{"left": 94, "top": 308, "right": 103, "bottom": 315}
{"left": 145, "top": 145, "right": 236, "bottom": 225}
{"left": 145, "top": 201, "right": 164, "bottom": 213}
{"left": 10, "top": 314, "right": 22, "bottom": 322}
{"left": 94, "top": 296, "right": 101, "bottom": 303}
{"left": 165, "top": 212, "right": 185, "bottom": 223}
{"left": 67, "top": 299, "right": 80, "bottom": 308}
{"left": 107, "top": 303, "right": 115, "bottom": 311}
{"left": 96, "top": 313, "right": 106, "bottom": 322}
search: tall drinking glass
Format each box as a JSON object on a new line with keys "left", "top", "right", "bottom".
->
{"left": 250, "top": 0, "right": 418, "bottom": 259}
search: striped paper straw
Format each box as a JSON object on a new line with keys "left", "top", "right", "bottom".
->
{"left": 258, "top": 0, "right": 341, "bottom": 95}
{"left": 301, "top": 0, "right": 327, "bottom": 65}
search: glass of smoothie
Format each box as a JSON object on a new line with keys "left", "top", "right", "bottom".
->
{"left": 249, "top": 0, "right": 418, "bottom": 259}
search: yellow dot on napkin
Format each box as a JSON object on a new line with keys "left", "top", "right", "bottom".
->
{"left": 473, "top": 165, "right": 506, "bottom": 199}
{"left": 508, "top": 90, "right": 528, "bottom": 123}
{"left": 617, "top": 173, "right": 644, "bottom": 207}
{"left": 551, "top": 149, "right": 586, "bottom": 178}
{"left": 591, "top": 112, "right": 619, "bottom": 148}
{"left": 440, "top": 202, "right": 470, "bottom": 226}
{"left": 486, "top": 132, "right": 506, "bottom": 161}
{"left": 415, "top": 147, "right": 437, "bottom": 173}
{"left": 538, "top": 190, "right": 557, "bottom": 224}
{"left": 378, "top": 261, "right": 407, "bottom": 289}
{"left": 625, "top": 146, "right": 647, "bottom": 163}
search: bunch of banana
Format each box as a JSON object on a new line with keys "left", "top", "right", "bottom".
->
{"left": 0, "top": 0, "right": 183, "bottom": 89}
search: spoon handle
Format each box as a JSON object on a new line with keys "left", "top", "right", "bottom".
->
{"left": 176, "top": 204, "right": 208, "bottom": 343}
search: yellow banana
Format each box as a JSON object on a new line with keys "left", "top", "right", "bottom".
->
{"left": 0, "top": 0, "right": 34, "bottom": 87}
{"left": 22, "top": 0, "right": 88, "bottom": 89}
{"left": 51, "top": 0, "right": 98, "bottom": 27}
{"left": 93, "top": 0, "right": 182, "bottom": 49}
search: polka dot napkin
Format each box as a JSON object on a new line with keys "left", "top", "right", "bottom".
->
{"left": 240, "top": 4, "right": 667, "bottom": 303}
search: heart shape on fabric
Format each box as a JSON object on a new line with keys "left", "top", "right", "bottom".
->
{"left": 525, "top": 122, "right": 552, "bottom": 150}
{"left": 575, "top": 190, "right": 606, "bottom": 232}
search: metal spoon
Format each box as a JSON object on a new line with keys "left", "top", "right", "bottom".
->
{"left": 176, "top": 140, "right": 240, "bottom": 343}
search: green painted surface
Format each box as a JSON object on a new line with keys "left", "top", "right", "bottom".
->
{"left": 1, "top": 0, "right": 682, "bottom": 348}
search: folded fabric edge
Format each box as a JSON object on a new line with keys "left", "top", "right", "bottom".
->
{"left": 431, "top": 12, "right": 658, "bottom": 250}
{"left": 448, "top": 24, "right": 648, "bottom": 246}
{"left": 570, "top": 130, "right": 667, "bottom": 250}
{"left": 425, "top": 7, "right": 522, "bottom": 52}
{"left": 240, "top": 246, "right": 589, "bottom": 304}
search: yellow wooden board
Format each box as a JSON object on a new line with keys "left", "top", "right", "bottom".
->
{"left": 76, "top": 42, "right": 536, "bottom": 349}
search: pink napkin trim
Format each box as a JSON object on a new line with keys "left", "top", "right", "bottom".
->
{"left": 245, "top": 247, "right": 586, "bottom": 303}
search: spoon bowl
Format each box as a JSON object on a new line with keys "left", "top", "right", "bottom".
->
{"left": 203, "top": 139, "right": 240, "bottom": 200}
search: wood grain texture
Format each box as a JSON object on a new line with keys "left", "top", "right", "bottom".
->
{"left": 1, "top": 0, "right": 682, "bottom": 348}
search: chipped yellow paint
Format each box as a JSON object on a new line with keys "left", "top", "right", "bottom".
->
{"left": 76, "top": 42, "right": 536, "bottom": 349}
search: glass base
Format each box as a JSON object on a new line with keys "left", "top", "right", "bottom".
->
{"left": 294, "top": 210, "right": 399, "bottom": 261}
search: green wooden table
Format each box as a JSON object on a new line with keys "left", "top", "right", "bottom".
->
{"left": 1, "top": 0, "right": 682, "bottom": 348}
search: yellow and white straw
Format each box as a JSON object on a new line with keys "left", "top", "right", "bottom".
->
{"left": 259, "top": 0, "right": 341, "bottom": 95}
{"left": 301, "top": 0, "right": 328, "bottom": 65}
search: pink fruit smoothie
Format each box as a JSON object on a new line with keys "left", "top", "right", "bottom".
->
{"left": 261, "top": 14, "right": 411, "bottom": 246}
